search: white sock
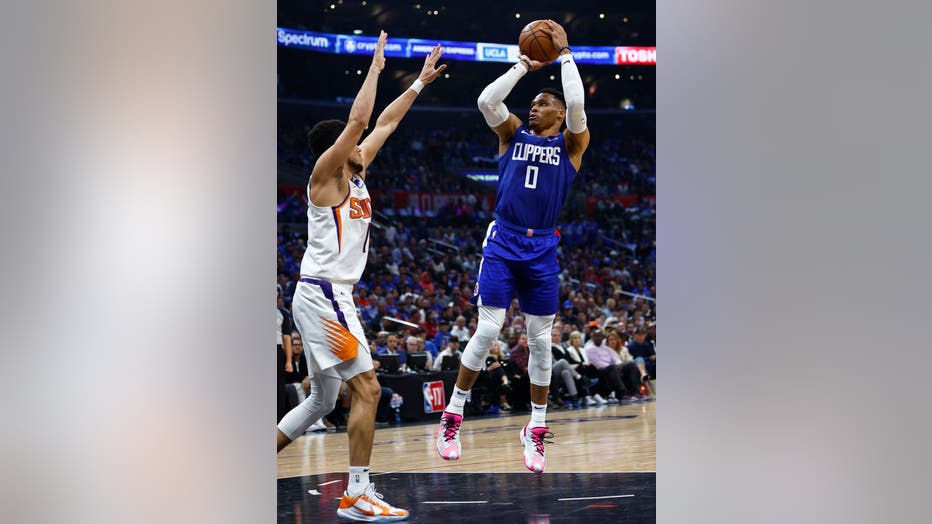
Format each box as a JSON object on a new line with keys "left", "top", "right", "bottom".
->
{"left": 446, "top": 386, "right": 470, "bottom": 416}
{"left": 347, "top": 466, "right": 370, "bottom": 496}
{"left": 529, "top": 402, "right": 547, "bottom": 428}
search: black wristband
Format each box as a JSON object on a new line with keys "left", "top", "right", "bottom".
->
{"left": 558, "top": 46, "right": 572, "bottom": 54}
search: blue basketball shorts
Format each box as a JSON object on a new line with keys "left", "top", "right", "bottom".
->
{"left": 470, "top": 220, "right": 561, "bottom": 316}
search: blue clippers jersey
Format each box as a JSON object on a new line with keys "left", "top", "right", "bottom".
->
{"left": 495, "top": 125, "right": 577, "bottom": 230}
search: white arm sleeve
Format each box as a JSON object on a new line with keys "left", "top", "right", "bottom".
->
{"left": 477, "top": 62, "right": 528, "bottom": 127}
{"left": 559, "top": 54, "right": 587, "bottom": 133}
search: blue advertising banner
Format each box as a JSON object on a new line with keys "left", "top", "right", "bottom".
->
{"left": 277, "top": 27, "right": 654, "bottom": 66}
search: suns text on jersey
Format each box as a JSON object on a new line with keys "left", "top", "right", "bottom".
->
{"left": 511, "top": 143, "right": 561, "bottom": 166}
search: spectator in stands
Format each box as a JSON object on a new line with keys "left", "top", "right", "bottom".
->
{"left": 450, "top": 315, "right": 470, "bottom": 342}
{"left": 369, "top": 300, "right": 390, "bottom": 332}
{"left": 646, "top": 320, "right": 657, "bottom": 345}
{"left": 626, "top": 327, "right": 657, "bottom": 380}
{"left": 374, "top": 331, "right": 389, "bottom": 354}
{"left": 583, "top": 329, "right": 630, "bottom": 404}
{"left": 285, "top": 332, "right": 327, "bottom": 432}
{"left": 405, "top": 335, "right": 433, "bottom": 370}
{"left": 421, "top": 335, "right": 438, "bottom": 359}
{"left": 479, "top": 340, "right": 512, "bottom": 413}
{"left": 549, "top": 326, "right": 597, "bottom": 408}
{"left": 418, "top": 271, "right": 435, "bottom": 294}
{"left": 433, "top": 335, "right": 463, "bottom": 371}
{"left": 406, "top": 309, "right": 431, "bottom": 338}
{"left": 506, "top": 332, "right": 532, "bottom": 411}
{"left": 284, "top": 331, "right": 310, "bottom": 404}
{"left": 605, "top": 330, "right": 651, "bottom": 401}
{"left": 565, "top": 331, "right": 605, "bottom": 390}
{"left": 466, "top": 317, "right": 478, "bottom": 341}
{"left": 381, "top": 332, "right": 407, "bottom": 367}
{"left": 559, "top": 300, "right": 576, "bottom": 326}
{"left": 433, "top": 320, "right": 452, "bottom": 352}
{"left": 277, "top": 288, "right": 294, "bottom": 422}
{"left": 583, "top": 319, "right": 601, "bottom": 343}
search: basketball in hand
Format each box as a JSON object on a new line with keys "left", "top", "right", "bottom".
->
{"left": 518, "top": 20, "right": 560, "bottom": 63}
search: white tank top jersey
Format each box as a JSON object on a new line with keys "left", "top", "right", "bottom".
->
{"left": 300, "top": 175, "right": 372, "bottom": 284}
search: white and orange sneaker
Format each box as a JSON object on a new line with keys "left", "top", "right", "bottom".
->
{"left": 436, "top": 411, "right": 463, "bottom": 460}
{"left": 336, "top": 482, "right": 409, "bottom": 522}
{"left": 519, "top": 424, "right": 553, "bottom": 474}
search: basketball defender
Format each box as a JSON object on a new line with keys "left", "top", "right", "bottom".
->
{"left": 436, "top": 20, "right": 590, "bottom": 473}
{"left": 277, "top": 32, "right": 446, "bottom": 521}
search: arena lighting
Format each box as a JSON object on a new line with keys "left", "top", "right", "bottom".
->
{"left": 277, "top": 27, "right": 656, "bottom": 66}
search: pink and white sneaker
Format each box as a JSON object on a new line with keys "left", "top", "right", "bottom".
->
{"left": 436, "top": 411, "right": 463, "bottom": 460}
{"left": 519, "top": 424, "right": 553, "bottom": 473}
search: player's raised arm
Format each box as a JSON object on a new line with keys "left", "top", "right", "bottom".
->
{"left": 548, "top": 20, "right": 590, "bottom": 169}
{"left": 310, "top": 30, "right": 387, "bottom": 187}
{"left": 477, "top": 54, "right": 548, "bottom": 155}
{"left": 360, "top": 43, "right": 447, "bottom": 168}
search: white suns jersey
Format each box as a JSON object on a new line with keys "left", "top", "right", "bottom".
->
{"left": 300, "top": 175, "right": 372, "bottom": 284}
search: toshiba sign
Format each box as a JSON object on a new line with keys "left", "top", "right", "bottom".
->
{"left": 615, "top": 47, "right": 657, "bottom": 65}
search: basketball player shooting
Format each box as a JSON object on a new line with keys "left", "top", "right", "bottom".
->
{"left": 435, "top": 20, "right": 590, "bottom": 474}
{"left": 276, "top": 31, "right": 446, "bottom": 521}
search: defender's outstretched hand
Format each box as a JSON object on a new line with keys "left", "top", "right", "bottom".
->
{"left": 418, "top": 43, "right": 448, "bottom": 84}
{"left": 371, "top": 30, "right": 387, "bottom": 73}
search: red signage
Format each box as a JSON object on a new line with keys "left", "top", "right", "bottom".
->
{"left": 422, "top": 381, "right": 446, "bottom": 413}
{"left": 389, "top": 191, "right": 495, "bottom": 214}
{"left": 615, "top": 46, "right": 657, "bottom": 65}
{"left": 276, "top": 186, "right": 497, "bottom": 215}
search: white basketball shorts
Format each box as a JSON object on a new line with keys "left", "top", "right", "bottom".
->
{"left": 291, "top": 277, "right": 373, "bottom": 381}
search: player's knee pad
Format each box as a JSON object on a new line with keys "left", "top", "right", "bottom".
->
{"left": 461, "top": 306, "right": 506, "bottom": 371}
{"left": 277, "top": 374, "right": 342, "bottom": 440}
{"left": 526, "top": 313, "right": 555, "bottom": 386}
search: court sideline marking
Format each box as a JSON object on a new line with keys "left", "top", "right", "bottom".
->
{"left": 558, "top": 494, "right": 635, "bottom": 501}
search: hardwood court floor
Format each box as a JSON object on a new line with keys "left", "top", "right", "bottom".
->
{"left": 277, "top": 401, "right": 656, "bottom": 478}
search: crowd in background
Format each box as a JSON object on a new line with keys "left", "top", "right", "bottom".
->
{"left": 279, "top": 122, "right": 656, "bottom": 199}
{"left": 277, "top": 119, "right": 656, "bottom": 422}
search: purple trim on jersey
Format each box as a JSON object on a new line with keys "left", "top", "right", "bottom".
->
{"left": 333, "top": 185, "right": 352, "bottom": 208}
{"left": 299, "top": 277, "right": 349, "bottom": 330}
{"left": 330, "top": 186, "right": 351, "bottom": 253}
{"left": 362, "top": 223, "right": 371, "bottom": 253}
{"left": 331, "top": 207, "right": 342, "bottom": 252}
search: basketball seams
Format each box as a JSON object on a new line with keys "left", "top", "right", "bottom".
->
{"left": 533, "top": 31, "right": 551, "bottom": 62}
{"left": 520, "top": 21, "right": 556, "bottom": 62}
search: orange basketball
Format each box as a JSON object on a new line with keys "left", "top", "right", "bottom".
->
{"left": 518, "top": 20, "right": 560, "bottom": 63}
